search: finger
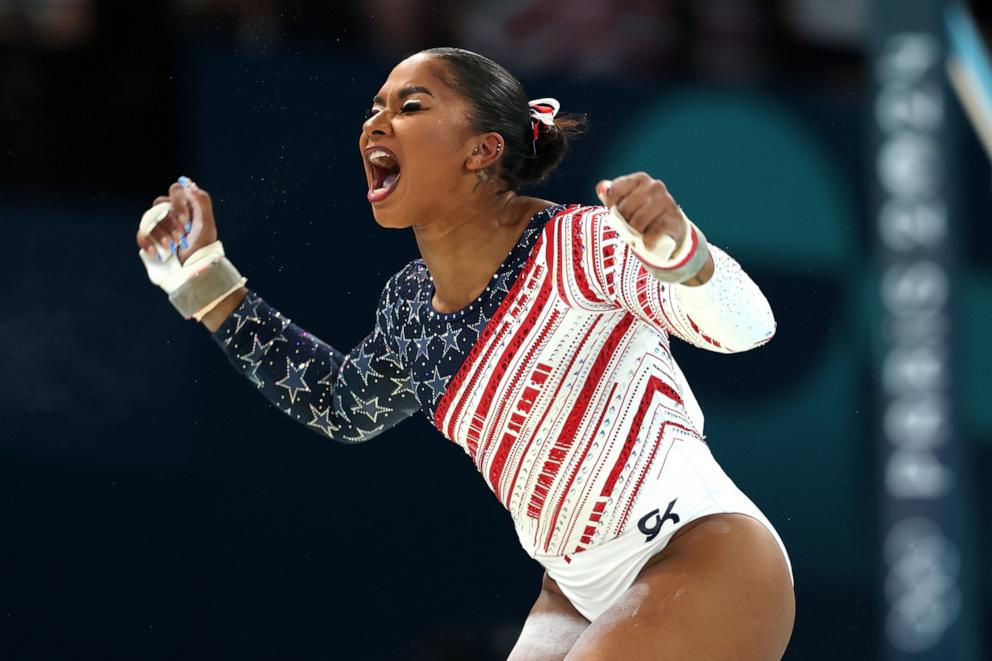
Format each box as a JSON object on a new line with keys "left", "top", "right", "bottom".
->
{"left": 169, "top": 184, "right": 192, "bottom": 231}
{"left": 157, "top": 216, "right": 185, "bottom": 253}
{"left": 137, "top": 199, "right": 171, "bottom": 256}
{"left": 135, "top": 227, "right": 159, "bottom": 256}
{"left": 166, "top": 183, "right": 193, "bottom": 252}
{"left": 149, "top": 225, "right": 179, "bottom": 257}
{"left": 616, "top": 188, "right": 658, "bottom": 232}
{"left": 596, "top": 179, "right": 612, "bottom": 205}
{"left": 181, "top": 185, "right": 214, "bottom": 252}
{"left": 597, "top": 172, "right": 650, "bottom": 208}
{"left": 627, "top": 201, "right": 669, "bottom": 237}
{"left": 167, "top": 215, "right": 190, "bottom": 251}
{"left": 615, "top": 176, "right": 660, "bottom": 227}
{"left": 185, "top": 180, "right": 213, "bottom": 230}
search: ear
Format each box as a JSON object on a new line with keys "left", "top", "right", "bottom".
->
{"left": 465, "top": 132, "right": 505, "bottom": 171}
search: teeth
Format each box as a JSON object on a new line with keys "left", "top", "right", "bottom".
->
{"left": 368, "top": 149, "right": 397, "bottom": 168}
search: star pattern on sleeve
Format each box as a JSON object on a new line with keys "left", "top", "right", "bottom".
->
{"left": 351, "top": 348, "right": 384, "bottom": 387}
{"left": 209, "top": 205, "right": 562, "bottom": 446}
{"left": 211, "top": 288, "right": 420, "bottom": 445}
{"left": 307, "top": 403, "right": 340, "bottom": 437}
{"left": 232, "top": 295, "right": 265, "bottom": 334}
{"left": 238, "top": 334, "right": 275, "bottom": 365}
{"left": 341, "top": 424, "right": 385, "bottom": 443}
{"left": 390, "top": 376, "right": 413, "bottom": 397}
{"left": 317, "top": 366, "right": 336, "bottom": 389}
{"left": 248, "top": 362, "right": 266, "bottom": 389}
{"left": 333, "top": 391, "right": 352, "bottom": 424}
{"left": 350, "top": 393, "right": 392, "bottom": 424}
{"left": 275, "top": 357, "right": 312, "bottom": 405}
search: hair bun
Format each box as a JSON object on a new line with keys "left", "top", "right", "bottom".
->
{"left": 419, "top": 47, "right": 587, "bottom": 191}
{"left": 515, "top": 114, "right": 587, "bottom": 186}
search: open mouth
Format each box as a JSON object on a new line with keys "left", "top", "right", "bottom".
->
{"left": 366, "top": 148, "right": 401, "bottom": 203}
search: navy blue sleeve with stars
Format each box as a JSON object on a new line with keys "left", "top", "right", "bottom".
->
{"left": 210, "top": 281, "right": 420, "bottom": 443}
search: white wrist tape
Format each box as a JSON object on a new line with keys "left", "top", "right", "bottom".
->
{"left": 138, "top": 237, "right": 246, "bottom": 322}
{"left": 604, "top": 206, "right": 711, "bottom": 284}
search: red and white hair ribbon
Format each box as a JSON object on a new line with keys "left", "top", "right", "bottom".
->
{"left": 528, "top": 97, "right": 560, "bottom": 153}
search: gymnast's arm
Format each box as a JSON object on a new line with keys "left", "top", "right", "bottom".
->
{"left": 202, "top": 283, "right": 420, "bottom": 443}
{"left": 573, "top": 207, "right": 776, "bottom": 353}
{"left": 664, "top": 244, "right": 776, "bottom": 352}
{"left": 135, "top": 179, "right": 417, "bottom": 441}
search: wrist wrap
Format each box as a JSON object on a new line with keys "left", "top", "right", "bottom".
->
{"left": 138, "top": 222, "right": 247, "bottom": 321}
{"left": 605, "top": 206, "right": 711, "bottom": 284}
{"left": 168, "top": 256, "right": 246, "bottom": 321}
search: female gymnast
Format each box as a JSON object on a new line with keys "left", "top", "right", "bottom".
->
{"left": 136, "top": 47, "right": 795, "bottom": 660}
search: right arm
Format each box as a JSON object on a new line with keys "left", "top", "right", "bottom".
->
{"left": 208, "top": 285, "right": 419, "bottom": 443}
{"left": 136, "top": 178, "right": 419, "bottom": 443}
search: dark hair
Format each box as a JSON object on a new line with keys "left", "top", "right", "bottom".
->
{"left": 419, "top": 47, "right": 586, "bottom": 191}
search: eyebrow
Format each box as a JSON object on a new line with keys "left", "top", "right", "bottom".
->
{"left": 371, "top": 86, "right": 436, "bottom": 105}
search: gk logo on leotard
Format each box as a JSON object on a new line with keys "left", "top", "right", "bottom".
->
{"left": 638, "top": 499, "right": 680, "bottom": 542}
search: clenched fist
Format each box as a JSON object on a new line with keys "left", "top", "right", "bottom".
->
{"left": 596, "top": 172, "right": 714, "bottom": 285}
{"left": 135, "top": 178, "right": 218, "bottom": 266}
{"left": 596, "top": 172, "right": 686, "bottom": 254}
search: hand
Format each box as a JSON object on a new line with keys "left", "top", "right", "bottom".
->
{"left": 596, "top": 172, "right": 685, "bottom": 255}
{"left": 135, "top": 178, "right": 218, "bottom": 265}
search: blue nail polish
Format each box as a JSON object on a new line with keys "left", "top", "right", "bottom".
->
{"left": 179, "top": 235, "right": 189, "bottom": 249}
{"left": 178, "top": 175, "right": 191, "bottom": 188}
{"left": 169, "top": 240, "right": 176, "bottom": 253}
{"left": 184, "top": 220, "right": 192, "bottom": 233}
{"left": 155, "top": 253, "right": 162, "bottom": 262}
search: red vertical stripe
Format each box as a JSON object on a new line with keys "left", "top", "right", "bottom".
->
{"left": 433, "top": 207, "right": 578, "bottom": 442}
{"left": 540, "top": 381, "right": 618, "bottom": 551}
{"left": 484, "top": 311, "right": 562, "bottom": 500}
{"left": 474, "top": 272, "right": 554, "bottom": 462}
{"left": 527, "top": 314, "right": 635, "bottom": 521}
{"left": 570, "top": 212, "right": 604, "bottom": 304}
{"left": 503, "top": 315, "right": 604, "bottom": 509}
{"left": 434, "top": 242, "right": 547, "bottom": 445}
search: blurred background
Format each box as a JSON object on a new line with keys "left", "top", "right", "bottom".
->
{"left": 0, "top": 0, "right": 989, "bottom": 659}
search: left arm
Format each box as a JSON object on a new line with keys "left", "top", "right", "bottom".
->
{"left": 585, "top": 172, "right": 775, "bottom": 353}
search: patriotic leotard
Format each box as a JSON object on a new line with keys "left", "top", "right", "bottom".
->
{"left": 213, "top": 204, "right": 775, "bottom": 560}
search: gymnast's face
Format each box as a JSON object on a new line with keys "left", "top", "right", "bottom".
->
{"left": 359, "top": 55, "right": 481, "bottom": 228}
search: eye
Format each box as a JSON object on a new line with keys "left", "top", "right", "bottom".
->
{"left": 364, "top": 107, "right": 380, "bottom": 121}
{"left": 400, "top": 100, "right": 423, "bottom": 113}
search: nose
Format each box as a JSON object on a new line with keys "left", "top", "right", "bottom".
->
{"left": 363, "top": 109, "right": 393, "bottom": 139}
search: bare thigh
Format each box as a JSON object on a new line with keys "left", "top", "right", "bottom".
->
{"left": 507, "top": 573, "right": 590, "bottom": 661}
{"left": 564, "top": 514, "right": 795, "bottom": 661}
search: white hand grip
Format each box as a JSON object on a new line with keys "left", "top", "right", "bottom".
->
{"left": 139, "top": 202, "right": 177, "bottom": 264}
{"left": 604, "top": 206, "right": 680, "bottom": 266}
{"left": 599, "top": 202, "right": 710, "bottom": 283}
